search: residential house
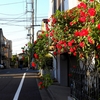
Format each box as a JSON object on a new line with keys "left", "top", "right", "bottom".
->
{"left": 4, "top": 39, "right": 12, "bottom": 68}
{"left": 0, "top": 28, "right": 12, "bottom": 68}
{"left": 48, "top": 0, "right": 80, "bottom": 86}
{"left": 36, "top": 19, "right": 48, "bottom": 40}
{"left": 48, "top": 1, "right": 100, "bottom": 100}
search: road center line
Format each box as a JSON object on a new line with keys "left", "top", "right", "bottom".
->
{"left": 13, "top": 73, "right": 26, "bottom": 100}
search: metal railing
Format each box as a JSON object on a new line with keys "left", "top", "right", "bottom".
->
{"left": 69, "top": 67, "right": 100, "bottom": 100}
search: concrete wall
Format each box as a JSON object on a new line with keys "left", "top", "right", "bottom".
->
{"left": 57, "top": 54, "right": 61, "bottom": 83}
{"left": 57, "top": 53, "right": 77, "bottom": 87}
{"left": 53, "top": 56, "right": 57, "bottom": 79}
{"left": 60, "top": 53, "right": 68, "bottom": 86}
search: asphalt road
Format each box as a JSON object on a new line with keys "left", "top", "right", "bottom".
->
{"left": 0, "top": 68, "right": 42, "bottom": 100}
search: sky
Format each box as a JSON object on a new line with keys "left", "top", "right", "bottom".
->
{"left": 0, "top": 0, "right": 50, "bottom": 55}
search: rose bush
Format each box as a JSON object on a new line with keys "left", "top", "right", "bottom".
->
{"left": 34, "top": 0, "right": 100, "bottom": 72}
{"left": 33, "top": 0, "right": 100, "bottom": 89}
{"left": 33, "top": 31, "right": 50, "bottom": 69}
{"left": 44, "top": 0, "right": 100, "bottom": 68}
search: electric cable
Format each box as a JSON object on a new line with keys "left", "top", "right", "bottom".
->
{"left": 0, "top": 13, "right": 24, "bottom": 16}
{"left": 0, "top": 1, "right": 25, "bottom": 6}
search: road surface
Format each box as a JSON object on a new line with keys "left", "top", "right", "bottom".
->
{"left": 0, "top": 68, "right": 42, "bottom": 100}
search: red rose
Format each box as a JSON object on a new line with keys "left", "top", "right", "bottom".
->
{"left": 91, "top": 19, "right": 94, "bottom": 23}
{"left": 97, "top": 44, "right": 100, "bottom": 49}
{"left": 46, "top": 33, "right": 49, "bottom": 37}
{"left": 63, "top": 42, "right": 67, "bottom": 48}
{"left": 50, "top": 30, "right": 54, "bottom": 37}
{"left": 79, "top": 29, "right": 88, "bottom": 36}
{"left": 53, "top": 51, "right": 57, "bottom": 55}
{"left": 79, "top": 17, "right": 86, "bottom": 23}
{"left": 31, "top": 62, "right": 36, "bottom": 67}
{"left": 73, "top": 52, "right": 77, "bottom": 56}
{"left": 47, "top": 19, "right": 50, "bottom": 22}
{"left": 34, "top": 40, "right": 37, "bottom": 44}
{"left": 74, "top": 31, "right": 80, "bottom": 36}
{"left": 52, "top": 17, "right": 57, "bottom": 25}
{"left": 87, "top": 36, "right": 94, "bottom": 44}
{"left": 68, "top": 39, "right": 75, "bottom": 46}
{"left": 77, "top": 2, "right": 87, "bottom": 9}
{"left": 97, "top": 24, "right": 100, "bottom": 30}
{"left": 70, "top": 48, "right": 74, "bottom": 53}
{"left": 95, "top": 55, "right": 98, "bottom": 58}
{"left": 88, "top": 8, "right": 96, "bottom": 16}
{"left": 38, "top": 82, "right": 43, "bottom": 86}
{"left": 46, "top": 24, "right": 50, "bottom": 31}
{"left": 79, "top": 42, "right": 85, "bottom": 48}
{"left": 80, "top": 11, "right": 87, "bottom": 17}
{"left": 70, "top": 22, "right": 73, "bottom": 26}
{"left": 90, "top": 0, "right": 94, "bottom": 2}
{"left": 56, "top": 44, "right": 62, "bottom": 49}
{"left": 42, "top": 31, "right": 44, "bottom": 34}
{"left": 34, "top": 53, "right": 38, "bottom": 59}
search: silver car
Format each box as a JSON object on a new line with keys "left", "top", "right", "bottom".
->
{"left": 0, "top": 64, "right": 4, "bottom": 69}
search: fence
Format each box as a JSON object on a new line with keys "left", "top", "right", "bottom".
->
{"left": 69, "top": 67, "right": 100, "bottom": 100}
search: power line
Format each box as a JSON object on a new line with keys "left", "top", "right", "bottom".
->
{"left": 12, "top": 37, "right": 27, "bottom": 42}
{"left": 5, "top": 13, "right": 26, "bottom": 23}
{"left": 0, "top": 19, "right": 46, "bottom": 23}
{"left": 4, "top": 29, "right": 27, "bottom": 34}
{"left": 0, "top": 16, "right": 48, "bottom": 19}
{"left": 0, "top": 1, "right": 25, "bottom": 6}
{"left": 0, "top": 13, "right": 24, "bottom": 16}
{"left": 0, "top": 23, "right": 26, "bottom": 26}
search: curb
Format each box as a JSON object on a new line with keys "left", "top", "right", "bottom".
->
{"left": 36, "top": 78, "right": 52, "bottom": 100}
{"left": 47, "top": 87, "right": 56, "bottom": 100}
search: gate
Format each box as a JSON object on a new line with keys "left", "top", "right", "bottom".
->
{"left": 69, "top": 57, "right": 100, "bottom": 100}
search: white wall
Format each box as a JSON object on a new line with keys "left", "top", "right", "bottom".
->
{"left": 64, "top": 0, "right": 79, "bottom": 10}
{"left": 48, "top": 0, "right": 53, "bottom": 18}
{"left": 57, "top": 54, "right": 60, "bottom": 83}
{"left": 53, "top": 56, "right": 57, "bottom": 78}
{"left": 48, "top": 0, "right": 80, "bottom": 83}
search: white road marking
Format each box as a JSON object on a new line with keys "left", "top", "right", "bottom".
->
{"left": 13, "top": 73, "right": 26, "bottom": 100}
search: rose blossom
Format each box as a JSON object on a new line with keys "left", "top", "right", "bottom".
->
{"left": 90, "top": 0, "right": 94, "bottom": 2}
{"left": 88, "top": 8, "right": 96, "bottom": 16}
{"left": 31, "top": 62, "right": 36, "bottom": 67}
{"left": 79, "top": 42, "right": 85, "bottom": 48}
{"left": 97, "top": 44, "right": 100, "bottom": 49}
{"left": 79, "top": 17, "right": 86, "bottom": 23}
{"left": 79, "top": 29, "right": 88, "bottom": 36}
{"left": 34, "top": 53, "right": 39, "bottom": 59}
{"left": 97, "top": 24, "right": 100, "bottom": 30}
{"left": 77, "top": 2, "right": 87, "bottom": 9}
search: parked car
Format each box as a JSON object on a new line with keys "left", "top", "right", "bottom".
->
{"left": 0, "top": 64, "right": 4, "bottom": 69}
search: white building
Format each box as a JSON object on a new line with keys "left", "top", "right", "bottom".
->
{"left": 49, "top": 0, "right": 79, "bottom": 86}
{"left": 49, "top": 0, "right": 79, "bottom": 18}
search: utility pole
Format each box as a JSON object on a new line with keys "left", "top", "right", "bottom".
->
{"left": 25, "top": 0, "right": 34, "bottom": 68}
{"left": 31, "top": 0, "right": 34, "bottom": 43}
{"left": 26, "top": 0, "right": 39, "bottom": 66}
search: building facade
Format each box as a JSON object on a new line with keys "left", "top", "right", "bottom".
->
{"left": 49, "top": 0, "right": 79, "bottom": 86}
{"left": 0, "top": 28, "right": 12, "bottom": 68}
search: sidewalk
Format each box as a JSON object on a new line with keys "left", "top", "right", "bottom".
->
{"left": 47, "top": 85, "right": 71, "bottom": 100}
{"left": 36, "top": 78, "right": 71, "bottom": 100}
